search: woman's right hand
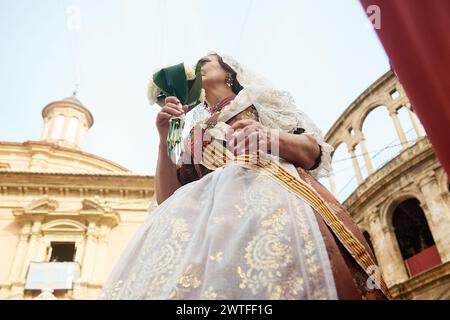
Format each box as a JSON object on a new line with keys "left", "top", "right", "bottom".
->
{"left": 156, "top": 96, "right": 189, "bottom": 142}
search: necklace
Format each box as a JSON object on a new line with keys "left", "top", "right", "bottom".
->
{"left": 207, "top": 95, "right": 236, "bottom": 113}
{"left": 204, "top": 95, "right": 236, "bottom": 128}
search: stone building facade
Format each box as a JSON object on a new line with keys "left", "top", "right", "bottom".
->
{"left": 0, "top": 96, "right": 154, "bottom": 299}
{"left": 325, "top": 70, "right": 450, "bottom": 299}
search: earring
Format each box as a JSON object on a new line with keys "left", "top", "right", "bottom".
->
{"left": 225, "top": 74, "right": 233, "bottom": 87}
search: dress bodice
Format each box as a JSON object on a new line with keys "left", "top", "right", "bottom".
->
{"left": 176, "top": 103, "right": 323, "bottom": 186}
{"left": 176, "top": 104, "right": 259, "bottom": 185}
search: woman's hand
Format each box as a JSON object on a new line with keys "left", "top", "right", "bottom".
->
{"left": 226, "top": 118, "right": 321, "bottom": 170}
{"left": 227, "top": 119, "right": 277, "bottom": 156}
{"left": 156, "top": 96, "right": 188, "bottom": 142}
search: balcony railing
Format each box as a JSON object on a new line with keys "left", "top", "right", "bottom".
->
{"left": 405, "top": 245, "right": 442, "bottom": 277}
{"left": 25, "top": 261, "right": 80, "bottom": 292}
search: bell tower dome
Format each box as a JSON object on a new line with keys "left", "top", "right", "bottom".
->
{"left": 40, "top": 94, "right": 93, "bottom": 150}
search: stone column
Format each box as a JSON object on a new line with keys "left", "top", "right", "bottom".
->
{"left": 328, "top": 168, "right": 338, "bottom": 198}
{"left": 406, "top": 105, "right": 426, "bottom": 138}
{"left": 61, "top": 116, "right": 70, "bottom": 141}
{"left": 20, "top": 219, "right": 43, "bottom": 280}
{"left": 72, "top": 239, "right": 85, "bottom": 299}
{"left": 75, "top": 122, "right": 86, "bottom": 150}
{"left": 419, "top": 171, "right": 450, "bottom": 262}
{"left": 36, "top": 237, "right": 48, "bottom": 262}
{"left": 74, "top": 240, "right": 84, "bottom": 264}
{"left": 358, "top": 138, "right": 374, "bottom": 175}
{"left": 92, "top": 224, "right": 111, "bottom": 286}
{"left": 46, "top": 116, "right": 55, "bottom": 140}
{"left": 8, "top": 223, "right": 31, "bottom": 297}
{"left": 40, "top": 121, "right": 49, "bottom": 140}
{"left": 348, "top": 147, "right": 364, "bottom": 184}
{"left": 389, "top": 110, "right": 409, "bottom": 150}
{"left": 80, "top": 220, "right": 98, "bottom": 285}
{"left": 367, "top": 209, "right": 409, "bottom": 287}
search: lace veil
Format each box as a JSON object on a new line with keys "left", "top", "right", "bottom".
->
{"left": 189, "top": 52, "right": 334, "bottom": 180}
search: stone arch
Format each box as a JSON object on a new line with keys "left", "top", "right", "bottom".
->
{"left": 330, "top": 141, "right": 345, "bottom": 160}
{"left": 357, "top": 102, "right": 390, "bottom": 132}
{"left": 381, "top": 190, "right": 426, "bottom": 229}
{"left": 41, "top": 219, "right": 86, "bottom": 233}
{"left": 392, "top": 198, "right": 434, "bottom": 258}
{"left": 391, "top": 197, "right": 441, "bottom": 277}
{"left": 360, "top": 105, "right": 401, "bottom": 171}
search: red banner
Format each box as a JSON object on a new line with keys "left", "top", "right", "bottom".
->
{"left": 360, "top": 0, "right": 450, "bottom": 176}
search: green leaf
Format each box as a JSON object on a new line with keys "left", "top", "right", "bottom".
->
{"left": 153, "top": 63, "right": 188, "bottom": 103}
{"left": 153, "top": 69, "right": 167, "bottom": 93}
{"left": 152, "top": 62, "right": 203, "bottom": 113}
{"left": 185, "top": 63, "right": 203, "bottom": 109}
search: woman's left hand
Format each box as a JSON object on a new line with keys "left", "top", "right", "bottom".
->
{"left": 225, "top": 118, "right": 321, "bottom": 170}
{"left": 226, "top": 119, "right": 278, "bottom": 156}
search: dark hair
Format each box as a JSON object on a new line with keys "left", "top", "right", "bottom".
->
{"left": 211, "top": 54, "right": 244, "bottom": 95}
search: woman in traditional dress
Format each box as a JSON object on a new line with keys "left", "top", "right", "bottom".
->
{"left": 99, "top": 53, "right": 390, "bottom": 300}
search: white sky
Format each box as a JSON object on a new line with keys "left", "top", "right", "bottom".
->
{"left": 1, "top": 0, "right": 398, "bottom": 199}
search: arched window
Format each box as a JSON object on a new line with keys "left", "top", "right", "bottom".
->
{"left": 392, "top": 198, "right": 441, "bottom": 276}
{"left": 361, "top": 106, "right": 402, "bottom": 171}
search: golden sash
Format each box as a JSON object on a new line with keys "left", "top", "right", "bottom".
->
{"left": 198, "top": 140, "right": 391, "bottom": 299}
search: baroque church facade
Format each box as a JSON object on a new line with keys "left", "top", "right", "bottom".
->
{"left": 0, "top": 96, "right": 154, "bottom": 299}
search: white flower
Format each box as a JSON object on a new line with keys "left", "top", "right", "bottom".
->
{"left": 199, "top": 88, "right": 206, "bottom": 103}
{"left": 184, "top": 63, "right": 196, "bottom": 80}
{"left": 147, "top": 79, "right": 160, "bottom": 105}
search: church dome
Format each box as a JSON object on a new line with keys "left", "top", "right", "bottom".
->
{"left": 40, "top": 95, "right": 94, "bottom": 150}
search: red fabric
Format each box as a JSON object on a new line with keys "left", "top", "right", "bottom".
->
{"left": 359, "top": 0, "right": 450, "bottom": 176}
{"left": 405, "top": 245, "right": 442, "bottom": 276}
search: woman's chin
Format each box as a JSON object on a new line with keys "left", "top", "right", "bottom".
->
{"left": 201, "top": 80, "right": 212, "bottom": 91}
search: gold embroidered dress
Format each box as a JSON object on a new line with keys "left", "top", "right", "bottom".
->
{"left": 98, "top": 86, "right": 389, "bottom": 300}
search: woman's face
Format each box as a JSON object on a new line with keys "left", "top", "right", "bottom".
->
{"left": 198, "top": 54, "right": 227, "bottom": 90}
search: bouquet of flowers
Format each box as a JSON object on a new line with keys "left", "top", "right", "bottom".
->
{"left": 148, "top": 62, "right": 205, "bottom": 162}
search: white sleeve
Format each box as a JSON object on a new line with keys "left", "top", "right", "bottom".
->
{"left": 289, "top": 108, "right": 334, "bottom": 179}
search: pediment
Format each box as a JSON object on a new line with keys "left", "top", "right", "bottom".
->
{"left": 26, "top": 198, "right": 58, "bottom": 212}
{"left": 80, "top": 199, "right": 108, "bottom": 213}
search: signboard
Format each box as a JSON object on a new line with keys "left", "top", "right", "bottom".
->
{"left": 25, "top": 262, "right": 80, "bottom": 290}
